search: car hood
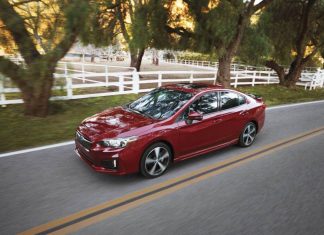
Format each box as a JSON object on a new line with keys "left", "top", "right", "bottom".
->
{"left": 77, "top": 107, "right": 156, "bottom": 142}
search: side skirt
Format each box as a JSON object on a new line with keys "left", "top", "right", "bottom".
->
{"left": 173, "top": 138, "right": 239, "bottom": 163}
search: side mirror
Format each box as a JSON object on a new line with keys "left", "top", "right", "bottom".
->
{"left": 187, "top": 111, "right": 203, "bottom": 121}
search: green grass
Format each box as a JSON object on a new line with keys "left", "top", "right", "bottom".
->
{"left": 236, "top": 85, "right": 324, "bottom": 106}
{"left": 0, "top": 94, "right": 140, "bottom": 153}
{"left": 1, "top": 85, "right": 324, "bottom": 153}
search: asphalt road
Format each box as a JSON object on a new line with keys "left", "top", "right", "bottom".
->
{"left": 1, "top": 101, "right": 324, "bottom": 234}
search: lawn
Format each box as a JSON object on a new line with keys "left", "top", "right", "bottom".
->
{"left": 237, "top": 85, "right": 324, "bottom": 106}
{"left": 0, "top": 94, "right": 140, "bottom": 153}
{"left": 1, "top": 85, "right": 324, "bottom": 153}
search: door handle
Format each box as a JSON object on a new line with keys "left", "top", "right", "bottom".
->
{"left": 213, "top": 118, "right": 223, "bottom": 124}
{"left": 239, "top": 110, "right": 248, "bottom": 116}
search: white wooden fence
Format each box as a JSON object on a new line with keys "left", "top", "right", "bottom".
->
{"left": 163, "top": 58, "right": 318, "bottom": 72}
{"left": 163, "top": 59, "right": 324, "bottom": 90}
{"left": 0, "top": 63, "right": 218, "bottom": 106}
{"left": 163, "top": 59, "right": 277, "bottom": 71}
{"left": 0, "top": 60, "right": 323, "bottom": 106}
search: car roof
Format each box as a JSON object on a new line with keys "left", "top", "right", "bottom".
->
{"left": 162, "top": 83, "right": 224, "bottom": 94}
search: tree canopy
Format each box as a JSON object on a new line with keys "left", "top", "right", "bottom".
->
{"left": 258, "top": 0, "right": 324, "bottom": 86}
{"left": 182, "top": 0, "right": 274, "bottom": 87}
{"left": 80, "top": 0, "right": 182, "bottom": 71}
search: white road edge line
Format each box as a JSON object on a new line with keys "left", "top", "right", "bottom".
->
{"left": 0, "top": 141, "right": 74, "bottom": 158}
{"left": 266, "top": 99, "right": 324, "bottom": 110}
{"left": 1, "top": 99, "right": 324, "bottom": 158}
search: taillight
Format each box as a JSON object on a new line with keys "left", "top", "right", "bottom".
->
{"left": 255, "top": 97, "right": 263, "bottom": 103}
{"left": 247, "top": 93, "right": 263, "bottom": 103}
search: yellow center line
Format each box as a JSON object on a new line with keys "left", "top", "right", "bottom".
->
{"left": 19, "top": 126, "right": 324, "bottom": 235}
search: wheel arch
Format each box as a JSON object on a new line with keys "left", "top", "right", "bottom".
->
{"left": 143, "top": 138, "right": 175, "bottom": 162}
{"left": 250, "top": 120, "right": 259, "bottom": 133}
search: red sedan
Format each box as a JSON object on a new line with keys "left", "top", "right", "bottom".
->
{"left": 75, "top": 83, "right": 266, "bottom": 178}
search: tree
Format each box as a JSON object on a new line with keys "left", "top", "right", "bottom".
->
{"left": 12, "top": 0, "right": 64, "bottom": 53}
{"left": 0, "top": 0, "right": 89, "bottom": 117}
{"left": 236, "top": 26, "right": 273, "bottom": 66}
{"left": 82, "top": 0, "right": 186, "bottom": 71}
{"left": 183, "top": 0, "right": 273, "bottom": 87}
{"left": 259, "top": 0, "right": 324, "bottom": 87}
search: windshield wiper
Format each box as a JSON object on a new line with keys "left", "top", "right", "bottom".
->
{"left": 125, "top": 105, "right": 155, "bottom": 120}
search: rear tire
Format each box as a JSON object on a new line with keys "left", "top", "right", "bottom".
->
{"left": 140, "top": 143, "right": 172, "bottom": 178}
{"left": 239, "top": 122, "right": 257, "bottom": 147}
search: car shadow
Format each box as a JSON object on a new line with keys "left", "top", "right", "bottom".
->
{"left": 81, "top": 145, "right": 241, "bottom": 186}
{"left": 78, "top": 133, "right": 268, "bottom": 187}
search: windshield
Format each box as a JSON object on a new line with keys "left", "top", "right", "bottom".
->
{"left": 127, "top": 88, "right": 193, "bottom": 120}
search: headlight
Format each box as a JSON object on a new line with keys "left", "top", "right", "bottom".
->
{"left": 100, "top": 136, "right": 138, "bottom": 148}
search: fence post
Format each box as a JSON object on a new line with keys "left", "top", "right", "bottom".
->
{"left": 64, "top": 63, "right": 73, "bottom": 98}
{"left": 66, "top": 75, "right": 73, "bottom": 98}
{"left": 252, "top": 71, "right": 256, "bottom": 86}
{"left": 133, "top": 71, "right": 139, "bottom": 93}
{"left": 158, "top": 73, "right": 162, "bottom": 87}
{"left": 0, "top": 75, "right": 6, "bottom": 107}
{"left": 64, "top": 62, "right": 68, "bottom": 78}
{"left": 190, "top": 72, "right": 194, "bottom": 83}
{"left": 105, "top": 65, "right": 109, "bottom": 87}
{"left": 82, "top": 63, "right": 85, "bottom": 83}
{"left": 119, "top": 75, "right": 124, "bottom": 93}
{"left": 268, "top": 72, "right": 270, "bottom": 84}
{"left": 234, "top": 73, "right": 238, "bottom": 88}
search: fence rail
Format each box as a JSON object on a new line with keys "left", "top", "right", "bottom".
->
{"left": 163, "top": 59, "right": 318, "bottom": 72}
{"left": 0, "top": 67, "right": 218, "bottom": 106}
{"left": 163, "top": 59, "right": 272, "bottom": 71}
{"left": 163, "top": 59, "right": 324, "bottom": 89}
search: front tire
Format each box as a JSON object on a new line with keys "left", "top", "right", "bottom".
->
{"left": 140, "top": 143, "right": 172, "bottom": 178}
{"left": 239, "top": 122, "right": 257, "bottom": 147}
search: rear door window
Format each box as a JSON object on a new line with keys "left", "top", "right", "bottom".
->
{"left": 220, "top": 92, "right": 245, "bottom": 110}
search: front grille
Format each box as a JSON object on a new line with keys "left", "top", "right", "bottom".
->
{"left": 76, "top": 131, "right": 92, "bottom": 150}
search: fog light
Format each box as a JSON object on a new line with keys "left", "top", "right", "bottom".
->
{"left": 101, "top": 159, "right": 118, "bottom": 170}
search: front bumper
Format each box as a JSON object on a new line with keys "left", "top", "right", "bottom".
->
{"left": 74, "top": 137, "right": 143, "bottom": 175}
{"left": 74, "top": 147, "right": 127, "bottom": 175}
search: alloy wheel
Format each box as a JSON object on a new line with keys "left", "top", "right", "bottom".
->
{"left": 242, "top": 123, "right": 257, "bottom": 146}
{"left": 144, "top": 146, "right": 170, "bottom": 176}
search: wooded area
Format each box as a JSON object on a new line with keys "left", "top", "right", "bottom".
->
{"left": 1, "top": 0, "right": 324, "bottom": 116}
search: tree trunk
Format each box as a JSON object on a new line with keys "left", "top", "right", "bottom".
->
{"left": 283, "top": 58, "right": 304, "bottom": 87}
{"left": 217, "top": 55, "right": 232, "bottom": 88}
{"left": 216, "top": 13, "right": 249, "bottom": 88}
{"left": 21, "top": 73, "right": 54, "bottom": 117}
{"left": 265, "top": 60, "right": 285, "bottom": 84}
{"left": 130, "top": 48, "right": 145, "bottom": 71}
{"left": 265, "top": 58, "right": 304, "bottom": 88}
